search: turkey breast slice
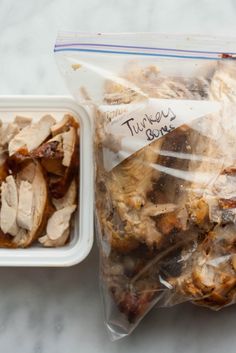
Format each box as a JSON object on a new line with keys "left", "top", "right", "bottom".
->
{"left": 0, "top": 175, "right": 19, "bottom": 236}
{"left": 9, "top": 115, "right": 56, "bottom": 156}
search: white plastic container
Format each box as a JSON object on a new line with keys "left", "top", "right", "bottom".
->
{"left": 0, "top": 95, "right": 93, "bottom": 266}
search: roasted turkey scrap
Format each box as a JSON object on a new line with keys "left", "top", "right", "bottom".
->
{"left": 0, "top": 114, "right": 79, "bottom": 248}
{"left": 95, "top": 61, "right": 236, "bottom": 329}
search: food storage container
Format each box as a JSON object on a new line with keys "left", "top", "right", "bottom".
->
{"left": 0, "top": 95, "right": 93, "bottom": 266}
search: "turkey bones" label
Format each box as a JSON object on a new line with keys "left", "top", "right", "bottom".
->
{"left": 121, "top": 107, "right": 176, "bottom": 141}
{"left": 100, "top": 98, "right": 221, "bottom": 171}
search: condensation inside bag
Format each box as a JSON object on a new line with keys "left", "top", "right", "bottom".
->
{"left": 55, "top": 34, "right": 236, "bottom": 339}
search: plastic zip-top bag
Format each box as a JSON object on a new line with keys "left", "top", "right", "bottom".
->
{"left": 55, "top": 33, "right": 236, "bottom": 340}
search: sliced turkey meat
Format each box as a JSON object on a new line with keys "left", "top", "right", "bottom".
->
{"left": 24, "top": 114, "right": 79, "bottom": 198}
{"left": 0, "top": 117, "right": 32, "bottom": 150}
{"left": 16, "top": 180, "right": 34, "bottom": 230}
{"left": 32, "top": 126, "right": 77, "bottom": 167}
{"left": 39, "top": 228, "right": 70, "bottom": 247}
{"left": 39, "top": 205, "right": 76, "bottom": 247}
{"left": 62, "top": 127, "right": 77, "bottom": 167}
{"left": 0, "top": 113, "right": 79, "bottom": 249}
{"left": 14, "top": 116, "right": 32, "bottom": 130}
{"left": 0, "top": 123, "right": 19, "bottom": 147}
{"left": 51, "top": 114, "right": 79, "bottom": 136}
{"left": 13, "top": 161, "right": 50, "bottom": 247}
{"left": 44, "top": 205, "right": 76, "bottom": 240}
{"left": 32, "top": 126, "right": 79, "bottom": 198}
{"left": 9, "top": 114, "right": 56, "bottom": 156}
{"left": 0, "top": 175, "right": 19, "bottom": 236}
{"left": 52, "top": 178, "right": 77, "bottom": 210}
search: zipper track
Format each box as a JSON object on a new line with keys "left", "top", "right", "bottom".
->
{"left": 54, "top": 42, "right": 236, "bottom": 60}
{"left": 54, "top": 42, "right": 236, "bottom": 56}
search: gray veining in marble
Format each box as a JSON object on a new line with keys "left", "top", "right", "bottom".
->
{"left": 0, "top": 0, "right": 236, "bottom": 351}
{"left": 1, "top": 246, "right": 236, "bottom": 353}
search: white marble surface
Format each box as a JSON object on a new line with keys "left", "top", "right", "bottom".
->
{"left": 0, "top": 0, "right": 236, "bottom": 351}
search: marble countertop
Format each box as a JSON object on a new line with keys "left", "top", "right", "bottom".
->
{"left": 1, "top": 0, "right": 236, "bottom": 352}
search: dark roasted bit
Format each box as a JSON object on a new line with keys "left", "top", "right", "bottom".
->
{"left": 8, "top": 115, "right": 56, "bottom": 157}
{"left": 35, "top": 117, "right": 79, "bottom": 198}
{"left": 0, "top": 230, "right": 17, "bottom": 248}
{"left": 48, "top": 135, "right": 79, "bottom": 198}
{"left": 0, "top": 161, "right": 8, "bottom": 184}
{"left": 102, "top": 246, "right": 161, "bottom": 324}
